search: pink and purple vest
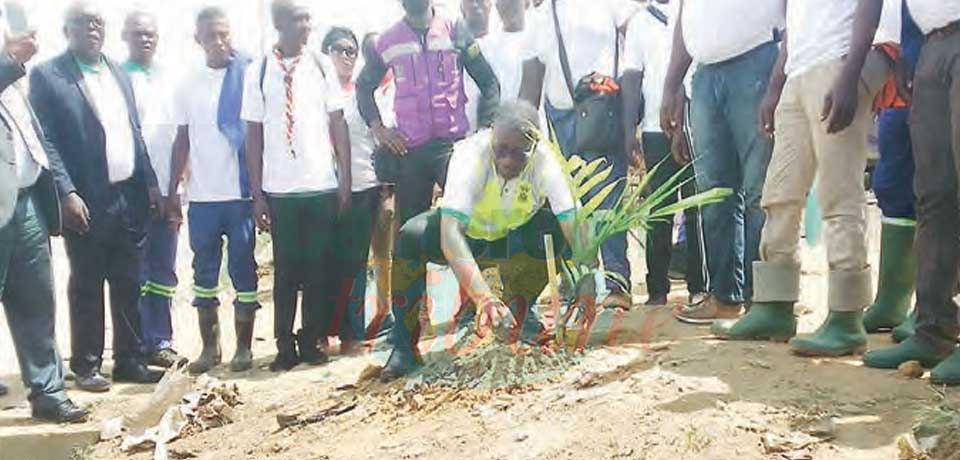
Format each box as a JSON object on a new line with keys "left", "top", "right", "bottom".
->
{"left": 375, "top": 16, "right": 469, "bottom": 149}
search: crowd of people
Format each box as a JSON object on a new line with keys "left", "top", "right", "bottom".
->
{"left": 0, "top": 0, "right": 958, "bottom": 427}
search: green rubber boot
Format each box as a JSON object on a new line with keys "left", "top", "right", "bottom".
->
{"left": 863, "top": 221, "right": 916, "bottom": 332}
{"left": 891, "top": 310, "right": 917, "bottom": 343}
{"left": 711, "top": 302, "right": 797, "bottom": 342}
{"left": 931, "top": 349, "right": 960, "bottom": 386}
{"left": 863, "top": 336, "right": 950, "bottom": 369}
{"left": 790, "top": 311, "right": 868, "bottom": 357}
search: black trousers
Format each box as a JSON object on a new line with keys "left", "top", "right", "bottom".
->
{"left": 267, "top": 192, "right": 338, "bottom": 343}
{"left": 326, "top": 187, "right": 381, "bottom": 341}
{"left": 910, "top": 28, "right": 960, "bottom": 351}
{"left": 64, "top": 191, "right": 146, "bottom": 375}
{"left": 642, "top": 132, "right": 706, "bottom": 298}
{"left": 388, "top": 139, "right": 453, "bottom": 224}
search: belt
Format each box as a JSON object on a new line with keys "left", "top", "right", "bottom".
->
{"left": 929, "top": 20, "right": 960, "bottom": 38}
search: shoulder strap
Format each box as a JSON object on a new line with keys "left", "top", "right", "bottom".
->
{"left": 310, "top": 50, "right": 327, "bottom": 79}
{"left": 647, "top": 4, "right": 669, "bottom": 26}
{"left": 551, "top": 0, "right": 577, "bottom": 102}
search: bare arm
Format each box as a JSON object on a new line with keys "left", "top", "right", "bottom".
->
{"left": 659, "top": 0, "right": 692, "bottom": 134}
{"left": 441, "top": 214, "right": 496, "bottom": 304}
{"left": 759, "top": 31, "right": 789, "bottom": 136}
{"left": 329, "top": 110, "right": 352, "bottom": 212}
{"left": 168, "top": 126, "right": 190, "bottom": 197}
{"left": 821, "top": 0, "right": 883, "bottom": 133}
{"left": 518, "top": 59, "right": 546, "bottom": 109}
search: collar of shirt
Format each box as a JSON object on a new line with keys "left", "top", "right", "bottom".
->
{"left": 74, "top": 53, "right": 107, "bottom": 74}
{"left": 122, "top": 59, "right": 151, "bottom": 75}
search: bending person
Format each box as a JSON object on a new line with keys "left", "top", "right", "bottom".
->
{"left": 382, "top": 101, "right": 588, "bottom": 380}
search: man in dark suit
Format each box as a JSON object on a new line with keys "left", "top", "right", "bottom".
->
{"left": 29, "top": 1, "right": 163, "bottom": 392}
{"left": 0, "top": 11, "right": 87, "bottom": 421}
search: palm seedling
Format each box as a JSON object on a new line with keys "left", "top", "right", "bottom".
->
{"left": 546, "top": 138, "right": 732, "bottom": 350}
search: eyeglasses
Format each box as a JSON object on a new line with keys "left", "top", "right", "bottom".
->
{"left": 332, "top": 45, "right": 358, "bottom": 58}
{"left": 68, "top": 15, "right": 104, "bottom": 30}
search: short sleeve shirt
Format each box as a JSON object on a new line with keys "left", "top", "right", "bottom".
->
{"left": 241, "top": 52, "right": 345, "bottom": 195}
{"left": 440, "top": 131, "right": 576, "bottom": 240}
{"left": 175, "top": 66, "right": 243, "bottom": 202}
{"left": 527, "top": 0, "right": 640, "bottom": 110}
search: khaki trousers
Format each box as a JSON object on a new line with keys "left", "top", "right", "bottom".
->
{"left": 756, "top": 52, "right": 888, "bottom": 310}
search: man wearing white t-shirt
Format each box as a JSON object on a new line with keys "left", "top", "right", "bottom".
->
{"left": 465, "top": 0, "right": 533, "bottom": 131}
{"left": 712, "top": 0, "right": 888, "bottom": 358}
{"left": 519, "top": 0, "right": 640, "bottom": 309}
{"left": 864, "top": 0, "right": 960, "bottom": 385}
{"left": 662, "top": 0, "right": 785, "bottom": 324}
{"left": 621, "top": 0, "right": 706, "bottom": 308}
{"left": 168, "top": 7, "right": 260, "bottom": 375}
{"left": 243, "top": 0, "right": 352, "bottom": 372}
{"left": 121, "top": 10, "right": 185, "bottom": 370}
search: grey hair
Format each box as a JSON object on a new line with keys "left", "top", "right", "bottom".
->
{"left": 493, "top": 100, "right": 541, "bottom": 136}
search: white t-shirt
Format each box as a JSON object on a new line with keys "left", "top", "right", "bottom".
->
{"left": 82, "top": 64, "right": 136, "bottom": 184}
{"left": 875, "top": 0, "right": 903, "bottom": 44}
{"left": 527, "top": 0, "right": 639, "bottom": 110}
{"left": 440, "top": 132, "right": 576, "bottom": 223}
{"left": 128, "top": 66, "right": 178, "bottom": 197}
{"left": 681, "top": 0, "right": 785, "bottom": 65}
{"left": 175, "top": 66, "right": 243, "bottom": 202}
{"left": 906, "top": 0, "right": 960, "bottom": 34}
{"left": 343, "top": 85, "right": 379, "bottom": 192}
{"left": 623, "top": 1, "right": 680, "bottom": 133}
{"left": 785, "top": 0, "right": 858, "bottom": 78}
{"left": 241, "top": 53, "right": 345, "bottom": 195}
{"left": 466, "top": 29, "right": 532, "bottom": 131}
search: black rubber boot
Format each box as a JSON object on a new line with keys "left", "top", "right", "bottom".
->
{"left": 230, "top": 309, "right": 256, "bottom": 372}
{"left": 380, "top": 304, "right": 423, "bottom": 381}
{"left": 297, "top": 330, "right": 329, "bottom": 366}
{"left": 269, "top": 337, "right": 300, "bottom": 372}
{"left": 189, "top": 308, "right": 222, "bottom": 375}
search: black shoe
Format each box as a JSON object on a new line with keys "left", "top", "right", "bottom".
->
{"left": 31, "top": 397, "right": 89, "bottom": 424}
{"left": 0, "top": 379, "right": 8, "bottom": 397}
{"left": 269, "top": 339, "right": 300, "bottom": 372}
{"left": 148, "top": 348, "right": 188, "bottom": 369}
{"left": 75, "top": 371, "right": 111, "bottom": 393}
{"left": 297, "top": 332, "right": 329, "bottom": 366}
{"left": 379, "top": 348, "right": 422, "bottom": 382}
{"left": 112, "top": 361, "right": 164, "bottom": 384}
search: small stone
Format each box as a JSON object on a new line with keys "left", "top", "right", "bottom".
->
{"left": 800, "top": 417, "right": 836, "bottom": 439}
{"left": 513, "top": 432, "right": 529, "bottom": 442}
{"left": 897, "top": 361, "right": 924, "bottom": 379}
{"left": 575, "top": 372, "right": 598, "bottom": 389}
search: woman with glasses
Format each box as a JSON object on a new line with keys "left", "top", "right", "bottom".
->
{"left": 321, "top": 27, "right": 393, "bottom": 354}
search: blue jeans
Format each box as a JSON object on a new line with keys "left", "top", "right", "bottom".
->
{"left": 689, "top": 41, "right": 778, "bottom": 303}
{"left": 139, "top": 215, "right": 180, "bottom": 353}
{"left": 874, "top": 107, "right": 916, "bottom": 220}
{"left": 545, "top": 103, "right": 630, "bottom": 293}
{"left": 187, "top": 200, "right": 259, "bottom": 311}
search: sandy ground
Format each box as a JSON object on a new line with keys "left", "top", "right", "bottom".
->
{"left": 1, "top": 202, "right": 956, "bottom": 460}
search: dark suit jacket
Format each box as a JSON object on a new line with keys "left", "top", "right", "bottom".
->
{"left": 0, "top": 54, "right": 71, "bottom": 235}
{"left": 29, "top": 51, "right": 157, "bottom": 237}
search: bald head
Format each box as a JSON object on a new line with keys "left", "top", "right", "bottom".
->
{"left": 122, "top": 10, "right": 158, "bottom": 67}
{"left": 63, "top": 1, "right": 105, "bottom": 61}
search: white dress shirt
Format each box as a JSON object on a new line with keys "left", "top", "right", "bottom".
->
{"left": 80, "top": 60, "right": 136, "bottom": 184}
